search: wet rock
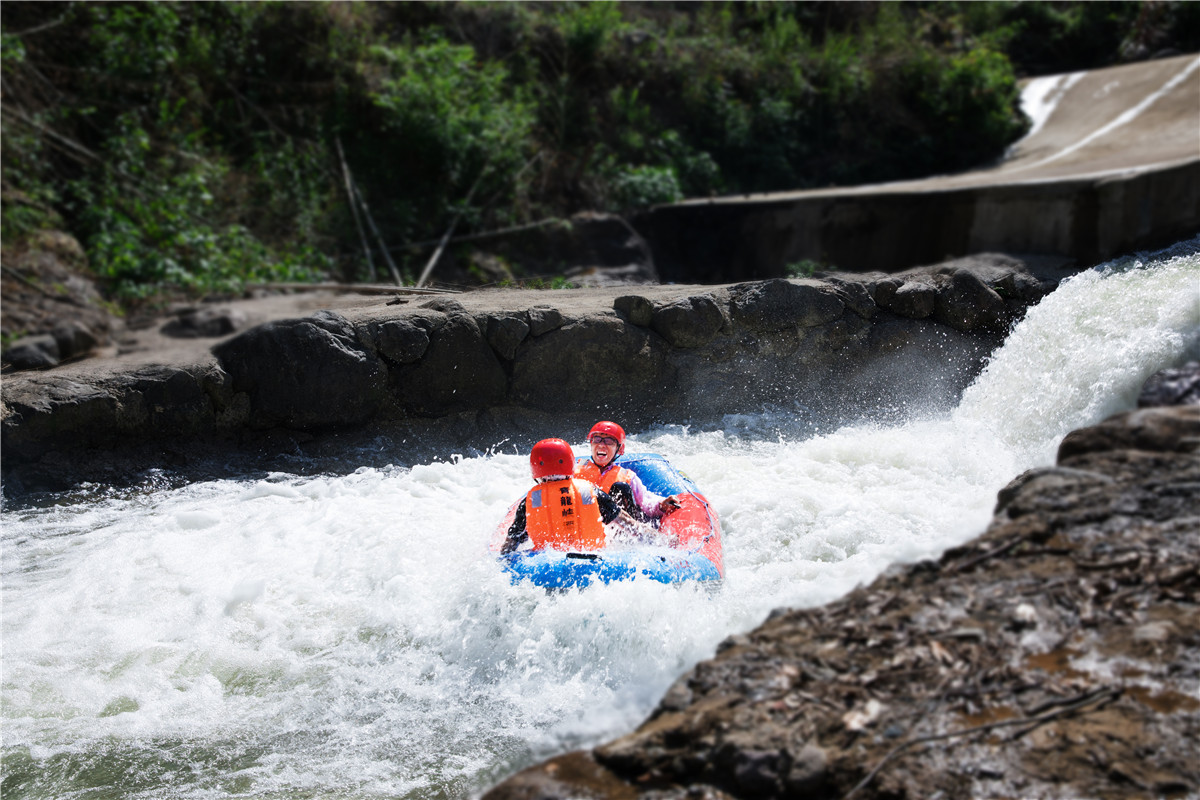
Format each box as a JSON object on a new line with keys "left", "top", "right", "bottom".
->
{"left": 0, "top": 362, "right": 228, "bottom": 472}
{"left": 614, "top": 295, "right": 655, "bottom": 327}
{"left": 161, "top": 307, "right": 248, "bottom": 338}
{"left": 1057, "top": 405, "right": 1200, "bottom": 459}
{"left": 934, "top": 268, "right": 1007, "bottom": 332}
{"left": 729, "top": 279, "right": 844, "bottom": 332}
{"left": 213, "top": 310, "right": 385, "bottom": 429}
{"left": 510, "top": 316, "right": 672, "bottom": 415}
{"left": 485, "top": 313, "right": 532, "bottom": 361}
{"left": 368, "top": 318, "right": 431, "bottom": 364}
{"left": 869, "top": 277, "right": 903, "bottom": 308}
{"left": 651, "top": 296, "right": 725, "bottom": 349}
{"left": 1, "top": 373, "right": 122, "bottom": 460}
{"left": 527, "top": 305, "right": 566, "bottom": 337}
{"left": 2, "top": 263, "right": 1064, "bottom": 484}
{"left": 394, "top": 310, "right": 507, "bottom": 414}
{"left": 2, "top": 334, "right": 60, "bottom": 370}
{"left": 883, "top": 281, "right": 936, "bottom": 319}
{"left": 1138, "top": 361, "right": 1200, "bottom": 407}
{"left": 824, "top": 278, "right": 876, "bottom": 320}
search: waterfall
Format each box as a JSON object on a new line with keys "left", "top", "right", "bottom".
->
{"left": 2, "top": 238, "right": 1196, "bottom": 800}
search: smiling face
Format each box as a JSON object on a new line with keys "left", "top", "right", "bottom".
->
{"left": 588, "top": 435, "right": 619, "bottom": 468}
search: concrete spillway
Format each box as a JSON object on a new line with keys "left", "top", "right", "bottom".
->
{"left": 635, "top": 54, "right": 1200, "bottom": 282}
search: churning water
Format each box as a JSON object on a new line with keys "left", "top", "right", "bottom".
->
{"left": 3, "top": 239, "right": 1198, "bottom": 800}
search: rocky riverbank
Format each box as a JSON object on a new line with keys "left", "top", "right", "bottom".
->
{"left": 2, "top": 252, "right": 1076, "bottom": 493}
{"left": 480, "top": 365, "right": 1200, "bottom": 800}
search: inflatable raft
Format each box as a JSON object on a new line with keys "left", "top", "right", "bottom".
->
{"left": 491, "top": 453, "right": 724, "bottom": 589}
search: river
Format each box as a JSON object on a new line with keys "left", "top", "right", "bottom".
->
{"left": 2, "top": 238, "right": 1197, "bottom": 800}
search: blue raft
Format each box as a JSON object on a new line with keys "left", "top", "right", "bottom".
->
{"left": 491, "top": 453, "right": 725, "bottom": 589}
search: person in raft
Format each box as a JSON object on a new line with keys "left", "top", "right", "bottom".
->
{"left": 501, "top": 438, "right": 648, "bottom": 555}
{"left": 575, "top": 421, "right": 682, "bottom": 523}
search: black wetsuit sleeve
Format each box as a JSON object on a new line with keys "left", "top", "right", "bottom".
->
{"left": 596, "top": 489, "right": 622, "bottom": 524}
{"left": 502, "top": 500, "right": 529, "bottom": 554}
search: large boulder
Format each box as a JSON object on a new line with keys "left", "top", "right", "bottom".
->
{"left": 390, "top": 308, "right": 508, "bottom": 415}
{"left": 933, "top": 268, "right": 1007, "bottom": 332}
{"left": 651, "top": 295, "right": 726, "bottom": 349}
{"left": 1057, "top": 405, "right": 1200, "bottom": 459}
{"left": 729, "top": 279, "right": 844, "bottom": 333}
{"left": 1138, "top": 361, "right": 1200, "bottom": 407}
{"left": 884, "top": 280, "right": 937, "bottom": 319}
{"left": 0, "top": 230, "right": 121, "bottom": 371}
{"left": 161, "top": 307, "right": 249, "bottom": 339}
{"left": 212, "top": 310, "right": 385, "bottom": 429}
{"left": 0, "top": 363, "right": 228, "bottom": 467}
{"left": 368, "top": 317, "right": 432, "bottom": 365}
{"left": 510, "top": 315, "right": 674, "bottom": 415}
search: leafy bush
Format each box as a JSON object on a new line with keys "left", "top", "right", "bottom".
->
{"left": 2, "top": 1, "right": 1189, "bottom": 302}
{"left": 70, "top": 111, "right": 325, "bottom": 299}
{"left": 610, "top": 164, "right": 683, "bottom": 211}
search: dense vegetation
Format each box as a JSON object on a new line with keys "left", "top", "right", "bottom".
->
{"left": 2, "top": 1, "right": 1196, "bottom": 301}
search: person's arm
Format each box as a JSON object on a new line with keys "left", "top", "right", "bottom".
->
{"left": 627, "top": 473, "right": 680, "bottom": 519}
{"left": 597, "top": 488, "right": 654, "bottom": 541}
{"left": 595, "top": 489, "right": 622, "bottom": 524}
{"left": 501, "top": 500, "right": 529, "bottom": 554}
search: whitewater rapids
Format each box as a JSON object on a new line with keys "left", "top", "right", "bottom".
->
{"left": 2, "top": 238, "right": 1197, "bottom": 800}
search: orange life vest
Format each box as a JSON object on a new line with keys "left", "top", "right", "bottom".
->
{"left": 524, "top": 478, "right": 607, "bottom": 551}
{"left": 575, "top": 460, "right": 635, "bottom": 494}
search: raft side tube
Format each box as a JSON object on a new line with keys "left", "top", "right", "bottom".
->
{"left": 500, "top": 548, "right": 722, "bottom": 589}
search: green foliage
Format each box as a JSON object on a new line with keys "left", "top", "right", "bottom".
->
{"left": 369, "top": 35, "right": 533, "bottom": 184}
{"left": 785, "top": 259, "right": 831, "bottom": 278}
{"left": 610, "top": 164, "right": 683, "bottom": 211}
{"left": 1, "top": 0, "right": 1188, "bottom": 303}
{"left": 1, "top": 30, "right": 27, "bottom": 67}
{"left": 519, "top": 275, "right": 577, "bottom": 290}
{"left": 71, "top": 112, "right": 325, "bottom": 298}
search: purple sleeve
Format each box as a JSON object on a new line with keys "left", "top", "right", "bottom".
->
{"left": 628, "top": 473, "right": 667, "bottom": 519}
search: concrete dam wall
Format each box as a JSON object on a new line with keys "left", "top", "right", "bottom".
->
{"left": 634, "top": 54, "right": 1200, "bottom": 283}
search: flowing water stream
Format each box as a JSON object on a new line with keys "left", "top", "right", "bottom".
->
{"left": 3, "top": 239, "right": 1197, "bottom": 800}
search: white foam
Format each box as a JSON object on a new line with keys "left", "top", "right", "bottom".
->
{"left": 3, "top": 239, "right": 1198, "bottom": 799}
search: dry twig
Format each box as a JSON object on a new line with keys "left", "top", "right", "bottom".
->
{"left": 842, "top": 687, "right": 1120, "bottom": 800}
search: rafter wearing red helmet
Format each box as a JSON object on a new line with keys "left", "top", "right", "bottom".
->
{"left": 576, "top": 421, "right": 681, "bottom": 522}
{"left": 502, "top": 438, "right": 646, "bottom": 555}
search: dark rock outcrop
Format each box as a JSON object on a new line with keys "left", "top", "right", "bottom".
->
{"left": 1, "top": 230, "right": 122, "bottom": 371}
{"left": 2, "top": 260, "right": 1069, "bottom": 490}
{"left": 387, "top": 307, "right": 508, "bottom": 415}
{"left": 212, "top": 310, "right": 385, "bottom": 429}
{"left": 480, "top": 370, "right": 1200, "bottom": 800}
{"left": 161, "top": 307, "right": 249, "bottom": 339}
{"left": 1138, "top": 361, "right": 1200, "bottom": 408}
{"left": 729, "top": 279, "right": 845, "bottom": 332}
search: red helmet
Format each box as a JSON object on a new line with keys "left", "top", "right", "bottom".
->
{"left": 530, "top": 438, "right": 575, "bottom": 480}
{"left": 587, "top": 421, "right": 625, "bottom": 455}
